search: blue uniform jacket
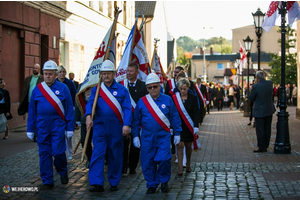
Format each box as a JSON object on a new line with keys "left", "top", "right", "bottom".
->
{"left": 57, "top": 77, "right": 77, "bottom": 106}
{"left": 27, "top": 80, "right": 75, "bottom": 132}
{"left": 85, "top": 80, "right": 132, "bottom": 127}
{"left": 131, "top": 94, "right": 182, "bottom": 138}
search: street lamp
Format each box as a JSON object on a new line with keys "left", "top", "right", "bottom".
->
{"left": 252, "top": 7, "right": 265, "bottom": 70}
{"left": 243, "top": 35, "right": 253, "bottom": 117}
{"left": 274, "top": 1, "right": 291, "bottom": 154}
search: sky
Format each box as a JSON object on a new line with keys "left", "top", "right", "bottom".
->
{"left": 163, "top": 1, "right": 297, "bottom": 41}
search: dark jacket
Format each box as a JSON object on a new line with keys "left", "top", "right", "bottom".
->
{"left": 127, "top": 79, "right": 148, "bottom": 104}
{"left": 18, "top": 74, "right": 44, "bottom": 115}
{"left": 248, "top": 79, "right": 275, "bottom": 118}
{"left": 0, "top": 89, "right": 12, "bottom": 119}
{"left": 214, "top": 87, "right": 225, "bottom": 99}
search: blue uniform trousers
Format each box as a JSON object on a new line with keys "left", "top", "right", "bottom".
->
{"left": 89, "top": 124, "right": 123, "bottom": 186}
{"left": 37, "top": 125, "right": 67, "bottom": 185}
{"left": 140, "top": 133, "right": 172, "bottom": 189}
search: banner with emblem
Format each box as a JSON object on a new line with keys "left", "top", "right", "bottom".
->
{"left": 116, "top": 21, "right": 150, "bottom": 83}
{"left": 151, "top": 44, "right": 167, "bottom": 93}
{"left": 75, "top": 24, "right": 116, "bottom": 116}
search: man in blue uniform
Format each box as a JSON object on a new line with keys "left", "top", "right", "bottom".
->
{"left": 27, "top": 60, "right": 75, "bottom": 190}
{"left": 132, "top": 73, "right": 182, "bottom": 194}
{"left": 85, "top": 60, "right": 132, "bottom": 192}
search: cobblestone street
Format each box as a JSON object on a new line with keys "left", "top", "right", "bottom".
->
{"left": 1, "top": 106, "right": 300, "bottom": 199}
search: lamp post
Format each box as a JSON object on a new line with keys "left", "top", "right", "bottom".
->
{"left": 243, "top": 36, "right": 253, "bottom": 117}
{"left": 252, "top": 8, "right": 265, "bottom": 71}
{"left": 274, "top": 1, "right": 291, "bottom": 154}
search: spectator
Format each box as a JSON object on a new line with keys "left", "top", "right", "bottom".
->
{"left": 69, "top": 71, "right": 79, "bottom": 91}
{"left": 248, "top": 71, "right": 275, "bottom": 152}
{"left": 0, "top": 78, "right": 12, "bottom": 139}
{"left": 292, "top": 84, "right": 297, "bottom": 106}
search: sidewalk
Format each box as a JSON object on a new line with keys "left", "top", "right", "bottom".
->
{"left": 1, "top": 106, "right": 300, "bottom": 199}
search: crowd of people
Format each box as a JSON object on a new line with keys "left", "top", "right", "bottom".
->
{"left": 0, "top": 60, "right": 298, "bottom": 194}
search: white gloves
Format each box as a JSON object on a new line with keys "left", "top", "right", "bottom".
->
{"left": 75, "top": 121, "right": 81, "bottom": 127}
{"left": 66, "top": 131, "right": 74, "bottom": 139}
{"left": 193, "top": 127, "right": 199, "bottom": 134}
{"left": 206, "top": 101, "right": 209, "bottom": 105}
{"left": 174, "top": 135, "right": 180, "bottom": 145}
{"left": 27, "top": 132, "right": 34, "bottom": 140}
{"left": 170, "top": 129, "right": 173, "bottom": 135}
{"left": 133, "top": 137, "right": 141, "bottom": 148}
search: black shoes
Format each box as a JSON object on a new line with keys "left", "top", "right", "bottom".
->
{"left": 129, "top": 169, "right": 136, "bottom": 174}
{"left": 40, "top": 184, "right": 54, "bottom": 190}
{"left": 253, "top": 148, "right": 267, "bottom": 153}
{"left": 147, "top": 187, "right": 156, "bottom": 194}
{"left": 122, "top": 168, "right": 127, "bottom": 174}
{"left": 110, "top": 186, "right": 119, "bottom": 191}
{"left": 247, "top": 122, "right": 251, "bottom": 125}
{"left": 89, "top": 185, "right": 104, "bottom": 192}
{"left": 161, "top": 182, "right": 169, "bottom": 193}
{"left": 60, "top": 174, "right": 69, "bottom": 185}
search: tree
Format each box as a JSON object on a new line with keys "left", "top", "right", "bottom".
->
{"left": 269, "top": 26, "right": 297, "bottom": 85}
{"left": 176, "top": 36, "right": 197, "bottom": 52}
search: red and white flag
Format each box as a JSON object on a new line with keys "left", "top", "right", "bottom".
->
{"left": 75, "top": 24, "right": 116, "bottom": 115}
{"left": 239, "top": 41, "right": 247, "bottom": 75}
{"left": 287, "top": 1, "right": 300, "bottom": 27}
{"left": 262, "top": 1, "right": 280, "bottom": 33}
{"left": 116, "top": 22, "right": 150, "bottom": 83}
{"left": 151, "top": 50, "right": 167, "bottom": 90}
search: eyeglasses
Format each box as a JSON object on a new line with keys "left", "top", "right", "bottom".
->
{"left": 146, "top": 85, "right": 159, "bottom": 90}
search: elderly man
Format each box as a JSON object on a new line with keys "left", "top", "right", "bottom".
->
{"left": 18, "top": 63, "right": 44, "bottom": 141}
{"left": 132, "top": 73, "right": 182, "bottom": 194}
{"left": 122, "top": 63, "right": 148, "bottom": 175}
{"left": 27, "top": 60, "right": 75, "bottom": 190}
{"left": 248, "top": 71, "right": 275, "bottom": 152}
{"left": 86, "top": 60, "right": 132, "bottom": 193}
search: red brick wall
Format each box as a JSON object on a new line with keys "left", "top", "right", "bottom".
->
{"left": 0, "top": 2, "right": 60, "bottom": 129}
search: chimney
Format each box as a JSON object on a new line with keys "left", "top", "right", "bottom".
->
{"left": 200, "top": 47, "right": 203, "bottom": 55}
{"left": 210, "top": 47, "right": 213, "bottom": 55}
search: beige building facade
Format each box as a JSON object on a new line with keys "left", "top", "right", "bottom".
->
{"left": 191, "top": 24, "right": 283, "bottom": 85}
{"left": 59, "top": 1, "right": 135, "bottom": 82}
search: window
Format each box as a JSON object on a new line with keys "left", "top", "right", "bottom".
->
{"left": 217, "top": 63, "right": 224, "bottom": 70}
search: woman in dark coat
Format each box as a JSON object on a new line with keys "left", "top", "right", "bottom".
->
{"left": 0, "top": 78, "right": 12, "bottom": 139}
{"left": 172, "top": 77, "right": 200, "bottom": 176}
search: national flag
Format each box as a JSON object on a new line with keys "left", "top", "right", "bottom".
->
{"left": 151, "top": 50, "right": 167, "bottom": 92}
{"left": 239, "top": 40, "right": 247, "bottom": 75}
{"left": 116, "top": 22, "right": 150, "bottom": 82}
{"left": 75, "top": 24, "right": 116, "bottom": 115}
{"left": 287, "top": 1, "right": 300, "bottom": 27}
{"left": 262, "top": 1, "right": 280, "bottom": 33}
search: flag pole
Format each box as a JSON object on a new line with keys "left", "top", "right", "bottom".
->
{"left": 81, "top": 7, "right": 121, "bottom": 163}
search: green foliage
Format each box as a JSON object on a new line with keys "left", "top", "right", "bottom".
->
{"left": 176, "top": 36, "right": 232, "bottom": 56}
{"left": 176, "top": 36, "right": 197, "bottom": 52}
{"left": 269, "top": 26, "right": 297, "bottom": 85}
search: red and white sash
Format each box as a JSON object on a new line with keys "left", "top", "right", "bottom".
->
{"left": 142, "top": 94, "right": 170, "bottom": 132}
{"left": 37, "top": 81, "right": 66, "bottom": 121}
{"left": 168, "top": 79, "right": 176, "bottom": 95}
{"left": 99, "top": 82, "right": 124, "bottom": 124}
{"left": 122, "top": 79, "right": 136, "bottom": 112}
{"left": 194, "top": 84, "right": 206, "bottom": 107}
{"left": 172, "top": 93, "right": 194, "bottom": 133}
{"left": 172, "top": 92, "right": 200, "bottom": 150}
